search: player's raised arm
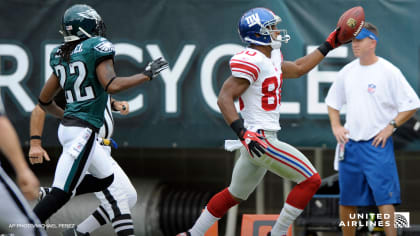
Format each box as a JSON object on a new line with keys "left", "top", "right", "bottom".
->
{"left": 282, "top": 7, "right": 365, "bottom": 79}
{"left": 281, "top": 29, "right": 341, "bottom": 79}
{"left": 96, "top": 57, "right": 168, "bottom": 94}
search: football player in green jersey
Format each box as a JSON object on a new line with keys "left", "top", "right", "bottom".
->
{"left": 33, "top": 4, "right": 168, "bottom": 227}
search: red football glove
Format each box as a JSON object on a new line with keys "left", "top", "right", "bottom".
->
{"left": 325, "top": 27, "right": 342, "bottom": 49}
{"left": 239, "top": 130, "right": 268, "bottom": 158}
{"left": 318, "top": 27, "right": 342, "bottom": 56}
{"left": 230, "top": 119, "right": 267, "bottom": 158}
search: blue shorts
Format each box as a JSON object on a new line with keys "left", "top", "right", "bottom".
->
{"left": 339, "top": 138, "right": 400, "bottom": 206}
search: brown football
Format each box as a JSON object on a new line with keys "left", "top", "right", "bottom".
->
{"left": 336, "top": 6, "right": 365, "bottom": 43}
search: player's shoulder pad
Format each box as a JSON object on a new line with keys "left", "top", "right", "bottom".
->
{"left": 86, "top": 37, "right": 115, "bottom": 54}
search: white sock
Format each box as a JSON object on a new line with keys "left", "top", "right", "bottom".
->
{"left": 77, "top": 215, "right": 102, "bottom": 234}
{"left": 271, "top": 203, "right": 303, "bottom": 236}
{"left": 189, "top": 207, "right": 220, "bottom": 236}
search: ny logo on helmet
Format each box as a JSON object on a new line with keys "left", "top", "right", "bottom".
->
{"left": 245, "top": 13, "right": 261, "bottom": 27}
{"left": 77, "top": 9, "right": 101, "bottom": 21}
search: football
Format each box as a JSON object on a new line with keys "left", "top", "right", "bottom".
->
{"left": 336, "top": 6, "right": 365, "bottom": 43}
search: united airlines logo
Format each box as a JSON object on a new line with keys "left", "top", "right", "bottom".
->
{"left": 245, "top": 13, "right": 261, "bottom": 27}
{"left": 338, "top": 212, "right": 410, "bottom": 229}
{"left": 394, "top": 212, "right": 410, "bottom": 228}
{"left": 94, "top": 41, "right": 115, "bottom": 53}
{"left": 367, "top": 83, "right": 376, "bottom": 94}
{"left": 77, "top": 9, "right": 101, "bottom": 21}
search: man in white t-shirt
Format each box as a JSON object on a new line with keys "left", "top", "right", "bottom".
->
{"left": 325, "top": 22, "right": 420, "bottom": 236}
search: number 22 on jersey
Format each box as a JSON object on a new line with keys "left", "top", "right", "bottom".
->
{"left": 54, "top": 61, "right": 95, "bottom": 103}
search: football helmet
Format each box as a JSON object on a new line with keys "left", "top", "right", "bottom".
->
{"left": 238, "top": 7, "right": 290, "bottom": 49}
{"left": 60, "top": 4, "right": 106, "bottom": 42}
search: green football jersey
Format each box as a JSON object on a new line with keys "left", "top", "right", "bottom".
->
{"left": 50, "top": 37, "right": 115, "bottom": 129}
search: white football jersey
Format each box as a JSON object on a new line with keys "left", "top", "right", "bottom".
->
{"left": 229, "top": 48, "right": 283, "bottom": 131}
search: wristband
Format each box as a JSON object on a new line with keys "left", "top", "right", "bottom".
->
{"left": 317, "top": 41, "right": 333, "bottom": 56}
{"left": 30, "top": 135, "right": 42, "bottom": 140}
{"left": 38, "top": 98, "right": 52, "bottom": 106}
{"left": 230, "top": 119, "right": 245, "bottom": 138}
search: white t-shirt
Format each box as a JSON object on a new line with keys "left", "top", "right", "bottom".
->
{"left": 229, "top": 48, "right": 283, "bottom": 131}
{"left": 325, "top": 57, "right": 420, "bottom": 141}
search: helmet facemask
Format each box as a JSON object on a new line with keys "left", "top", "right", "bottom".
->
{"left": 260, "top": 15, "right": 290, "bottom": 49}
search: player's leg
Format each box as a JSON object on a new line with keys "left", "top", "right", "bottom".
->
{"left": 77, "top": 151, "right": 137, "bottom": 236}
{"left": 185, "top": 148, "right": 267, "bottom": 236}
{"left": 259, "top": 131, "right": 321, "bottom": 236}
{"left": 34, "top": 125, "right": 113, "bottom": 223}
{"left": 0, "top": 167, "right": 47, "bottom": 236}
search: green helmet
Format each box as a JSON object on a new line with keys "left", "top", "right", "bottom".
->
{"left": 60, "top": 4, "right": 106, "bottom": 42}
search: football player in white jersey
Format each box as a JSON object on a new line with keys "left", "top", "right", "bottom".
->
{"left": 178, "top": 7, "right": 343, "bottom": 236}
{"left": 29, "top": 95, "right": 137, "bottom": 236}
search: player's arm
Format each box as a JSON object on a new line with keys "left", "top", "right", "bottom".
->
{"left": 217, "top": 76, "right": 267, "bottom": 158}
{"left": 38, "top": 73, "right": 64, "bottom": 119}
{"left": 28, "top": 105, "right": 50, "bottom": 164}
{"left": 282, "top": 29, "right": 341, "bottom": 79}
{"left": 96, "top": 58, "right": 168, "bottom": 94}
{"left": 0, "top": 115, "right": 40, "bottom": 200}
{"left": 217, "top": 76, "right": 249, "bottom": 125}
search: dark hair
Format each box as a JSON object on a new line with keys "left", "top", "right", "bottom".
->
{"left": 58, "top": 39, "right": 83, "bottom": 63}
{"left": 364, "top": 22, "right": 379, "bottom": 37}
